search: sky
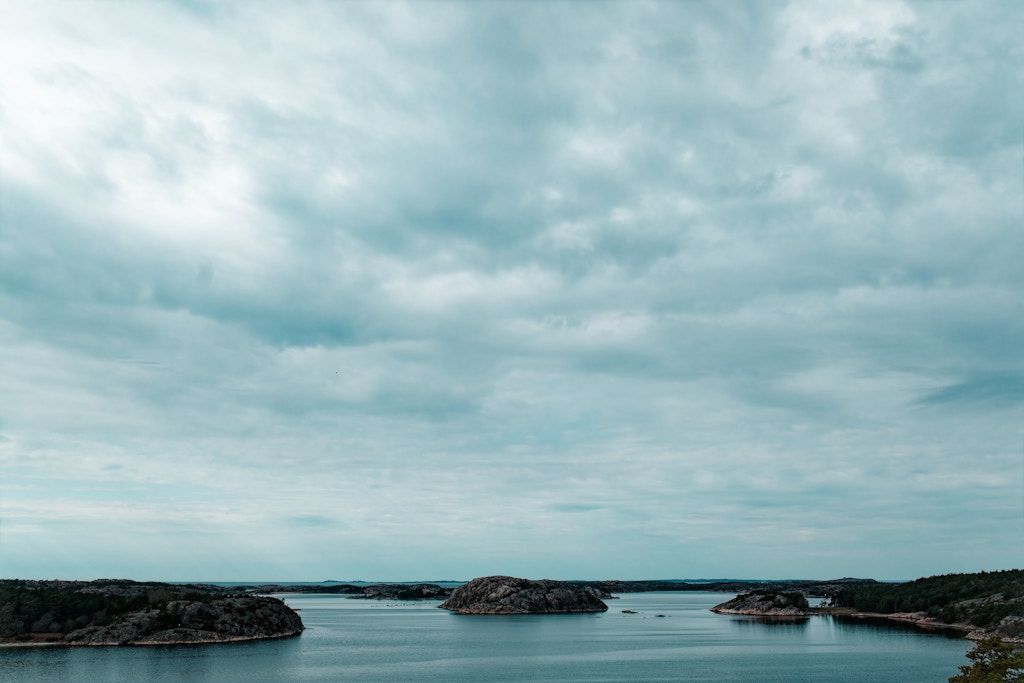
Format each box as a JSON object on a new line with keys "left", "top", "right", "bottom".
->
{"left": 0, "top": 1, "right": 1022, "bottom": 583}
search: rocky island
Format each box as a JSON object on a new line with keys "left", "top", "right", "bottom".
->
{"left": 0, "top": 580, "right": 303, "bottom": 647}
{"left": 440, "top": 576, "right": 609, "bottom": 615}
{"left": 711, "top": 590, "right": 811, "bottom": 616}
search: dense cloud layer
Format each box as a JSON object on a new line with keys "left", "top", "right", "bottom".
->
{"left": 1, "top": 1, "right": 1021, "bottom": 581}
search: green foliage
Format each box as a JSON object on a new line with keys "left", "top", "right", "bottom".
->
{"left": 0, "top": 581, "right": 218, "bottom": 639}
{"left": 834, "top": 570, "right": 1024, "bottom": 629}
{"left": 779, "top": 592, "right": 810, "bottom": 608}
{"left": 949, "top": 637, "right": 1024, "bottom": 682}
{"left": 0, "top": 582, "right": 146, "bottom": 637}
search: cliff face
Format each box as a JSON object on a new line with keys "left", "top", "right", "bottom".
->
{"left": 711, "top": 591, "right": 811, "bottom": 616}
{"left": 440, "top": 576, "right": 609, "bottom": 615}
{"left": 0, "top": 581, "right": 303, "bottom": 646}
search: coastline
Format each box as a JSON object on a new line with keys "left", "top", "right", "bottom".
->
{"left": 815, "top": 608, "right": 1023, "bottom": 645}
{"left": 711, "top": 608, "right": 808, "bottom": 617}
{"left": 709, "top": 594, "right": 1022, "bottom": 646}
{"left": 0, "top": 629, "right": 303, "bottom": 649}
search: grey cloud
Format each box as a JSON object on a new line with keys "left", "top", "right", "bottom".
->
{"left": 0, "top": 0, "right": 1021, "bottom": 581}
{"left": 919, "top": 374, "right": 1024, "bottom": 409}
{"left": 548, "top": 503, "right": 605, "bottom": 513}
{"left": 288, "top": 514, "right": 340, "bottom": 528}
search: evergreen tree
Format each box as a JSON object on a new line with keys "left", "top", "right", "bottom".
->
{"left": 950, "top": 638, "right": 1024, "bottom": 683}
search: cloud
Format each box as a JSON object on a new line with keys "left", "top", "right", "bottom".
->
{"left": 919, "top": 374, "right": 1024, "bottom": 409}
{"left": 0, "top": 0, "right": 1021, "bottom": 581}
{"left": 549, "top": 503, "right": 605, "bottom": 514}
{"left": 288, "top": 514, "right": 341, "bottom": 528}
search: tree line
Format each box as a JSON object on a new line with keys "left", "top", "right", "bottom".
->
{"left": 833, "top": 570, "right": 1024, "bottom": 629}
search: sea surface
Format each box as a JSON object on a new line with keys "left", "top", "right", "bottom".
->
{"left": 0, "top": 592, "right": 970, "bottom": 682}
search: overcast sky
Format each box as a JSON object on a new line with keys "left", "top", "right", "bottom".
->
{"left": 1, "top": 1, "right": 1021, "bottom": 582}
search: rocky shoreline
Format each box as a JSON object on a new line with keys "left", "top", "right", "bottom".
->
{"left": 0, "top": 629, "right": 304, "bottom": 649}
{"left": 709, "top": 598, "right": 984, "bottom": 638}
{"left": 710, "top": 587, "right": 1024, "bottom": 645}
{"left": 820, "top": 608, "right": 1024, "bottom": 644}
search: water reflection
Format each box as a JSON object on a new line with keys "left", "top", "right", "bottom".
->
{"left": 728, "top": 616, "right": 811, "bottom": 634}
{"left": 140, "top": 645, "right": 215, "bottom": 681}
{"left": 828, "top": 615, "right": 965, "bottom": 640}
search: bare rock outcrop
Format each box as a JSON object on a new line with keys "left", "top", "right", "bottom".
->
{"left": 440, "top": 576, "right": 608, "bottom": 615}
{"left": 711, "top": 591, "right": 810, "bottom": 616}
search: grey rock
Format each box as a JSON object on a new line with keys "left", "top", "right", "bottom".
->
{"left": 440, "top": 576, "right": 608, "bottom": 615}
{"left": 711, "top": 591, "right": 810, "bottom": 616}
{"left": 134, "top": 628, "right": 230, "bottom": 644}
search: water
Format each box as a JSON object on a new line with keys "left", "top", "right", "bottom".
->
{"left": 0, "top": 592, "right": 970, "bottom": 682}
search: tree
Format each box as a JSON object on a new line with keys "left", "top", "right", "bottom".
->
{"left": 950, "top": 637, "right": 1024, "bottom": 682}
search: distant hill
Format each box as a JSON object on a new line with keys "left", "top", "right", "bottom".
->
{"left": 578, "top": 578, "right": 878, "bottom": 597}
{"left": 237, "top": 577, "right": 880, "bottom": 599}
{"left": 236, "top": 582, "right": 454, "bottom": 599}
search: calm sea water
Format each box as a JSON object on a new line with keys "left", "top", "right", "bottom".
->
{"left": 0, "top": 592, "right": 970, "bottom": 682}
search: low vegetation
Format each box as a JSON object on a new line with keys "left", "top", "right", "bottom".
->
{"left": 0, "top": 581, "right": 214, "bottom": 639}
